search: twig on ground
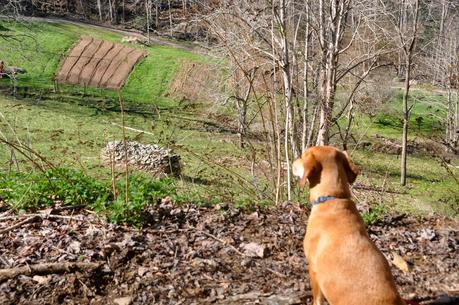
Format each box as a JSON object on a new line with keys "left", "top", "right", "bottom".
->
{"left": 0, "top": 255, "right": 11, "bottom": 268}
{"left": 0, "top": 213, "right": 88, "bottom": 222}
{"left": 51, "top": 204, "right": 87, "bottom": 213}
{"left": 0, "top": 262, "right": 103, "bottom": 283}
{"left": 266, "top": 267, "right": 287, "bottom": 278}
{"left": 198, "top": 230, "right": 244, "bottom": 255}
{"left": 0, "top": 215, "right": 41, "bottom": 234}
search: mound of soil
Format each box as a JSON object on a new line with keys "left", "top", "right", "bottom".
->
{"left": 0, "top": 203, "right": 457, "bottom": 305}
{"left": 55, "top": 37, "right": 147, "bottom": 89}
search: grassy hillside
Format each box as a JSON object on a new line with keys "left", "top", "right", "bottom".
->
{"left": 0, "top": 19, "right": 205, "bottom": 108}
{"left": 0, "top": 20, "right": 457, "bottom": 224}
{"left": 1, "top": 90, "right": 457, "bottom": 219}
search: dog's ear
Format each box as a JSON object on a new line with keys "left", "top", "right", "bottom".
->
{"left": 292, "top": 153, "right": 318, "bottom": 189}
{"left": 341, "top": 151, "right": 359, "bottom": 184}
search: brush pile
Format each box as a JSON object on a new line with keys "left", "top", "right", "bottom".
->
{"left": 100, "top": 141, "right": 181, "bottom": 176}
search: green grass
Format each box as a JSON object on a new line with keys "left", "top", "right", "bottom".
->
{"left": 0, "top": 167, "right": 180, "bottom": 225}
{"left": 370, "top": 89, "right": 446, "bottom": 138}
{"left": 0, "top": 168, "right": 109, "bottom": 211}
{"left": 0, "top": 94, "right": 253, "bottom": 207}
{"left": 123, "top": 45, "right": 204, "bottom": 105}
{"left": 0, "top": 19, "right": 206, "bottom": 108}
{"left": 352, "top": 149, "right": 459, "bottom": 217}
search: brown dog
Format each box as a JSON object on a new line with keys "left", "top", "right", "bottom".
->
{"left": 292, "top": 146, "right": 406, "bottom": 305}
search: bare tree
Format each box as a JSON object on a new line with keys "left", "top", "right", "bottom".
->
{"left": 397, "top": 0, "right": 420, "bottom": 186}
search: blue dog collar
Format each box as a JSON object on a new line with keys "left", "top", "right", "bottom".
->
{"left": 312, "top": 196, "right": 337, "bottom": 206}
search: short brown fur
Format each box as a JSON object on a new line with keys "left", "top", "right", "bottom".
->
{"left": 292, "top": 146, "right": 405, "bottom": 305}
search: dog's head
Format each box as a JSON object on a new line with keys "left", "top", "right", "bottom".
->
{"left": 292, "top": 146, "right": 359, "bottom": 190}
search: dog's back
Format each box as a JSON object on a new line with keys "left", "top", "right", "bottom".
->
{"left": 293, "top": 146, "right": 406, "bottom": 305}
{"left": 305, "top": 198, "right": 405, "bottom": 305}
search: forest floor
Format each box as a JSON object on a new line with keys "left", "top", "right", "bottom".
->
{"left": 0, "top": 202, "right": 457, "bottom": 305}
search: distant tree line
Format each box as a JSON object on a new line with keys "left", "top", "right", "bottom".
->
{"left": 0, "top": 0, "right": 217, "bottom": 39}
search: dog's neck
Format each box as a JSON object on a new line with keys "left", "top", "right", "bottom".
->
{"left": 308, "top": 175, "right": 352, "bottom": 205}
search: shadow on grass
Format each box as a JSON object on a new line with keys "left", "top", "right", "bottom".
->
{"left": 364, "top": 168, "right": 443, "bottom": 183}
{"left": 179, "top": 175, "right": 214, "bottom": 186}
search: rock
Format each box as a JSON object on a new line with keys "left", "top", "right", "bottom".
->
{"left": 241, "top": 242, "right": 268, "bottom": 258}
{"left": 121, "top": 36, "right": 148, "bottom": 45}
{"left": 419, "top": 228, "right": 436, "bottom": 241}
{"left": 32, "top": 275, "right": 49, "bottom": 285}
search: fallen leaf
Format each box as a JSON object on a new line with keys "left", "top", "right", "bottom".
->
{"left": 392, "top": 253, "right": 410, "bottom": 273}
{"left": 32, "top": 275, "right": 49, "bottom": 285}
{"left": 241, "top": 242, "right": 268, "bottom": 258}
{"left": 138, "top": 266, "right": 149, "bottom": 276}
{"left": 114, "top": 296, "right": 132, "bottom": 305}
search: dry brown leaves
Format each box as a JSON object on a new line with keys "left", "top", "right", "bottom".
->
{"left": 0, "top": 203, "right": 457, "bottom": 305}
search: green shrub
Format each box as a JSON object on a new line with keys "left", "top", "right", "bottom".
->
{"left": 362, "top": 204, "right": 388, "bottom": 225}
{"left": 0, "top": 168, "right": 109, "bottom": 210}
{"left": 96, "top": 175, "right": 177, "bottom": 225}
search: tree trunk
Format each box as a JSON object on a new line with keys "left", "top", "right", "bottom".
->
{"left": 155, "top": 0, "right": 159, "bottom": 29}
{"left": 279, "top": 0, "right": 293, "bottom": 200}
{"left": 400, "top": 0, "right": 419, "bottom": 186}
{"left": 97, "top": 0, "right": 102, "bottom": 21}
{"left": 146, "top": 0, "right": 150, "bottom": 44}
{"left": 342, "top": 98, "right": 354, "bottom": 151}
{"left": 122, "top": 0, "right": 125, "bottom": 23}
{"left": 168, "top": 0, "right": 173, "bottom": 37}
{"left": 108, "top": 0, "right": 113, "bottom": 23}
{"left": 316, "top": 60, "right": 335, "bottom": 146}
{"left": 301, "top": 0, "right": 310, "bottom": 151}
{"left": 113, "top": 0, "right": 118, "bottom": 24}
{"left": 400, "top": 56, "right": 411, "bottom": 186}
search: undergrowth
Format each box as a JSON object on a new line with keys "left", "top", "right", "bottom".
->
{"left": 362, "top": 204, "right": 388, "bottom": 225}
{"left": 94, "top": 175, "right": 178, "bottom": 225}
{"left": 0, "top": 168, "right": 180, "bottom": 225}
{"left": 0, "top": 168, "right": 108, "bottom": 210}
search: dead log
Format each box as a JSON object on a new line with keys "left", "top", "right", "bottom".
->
{"left": 0, "top": 215, "right": 41, "bottom": 235}
{"left": 0, "top": 262, "right": 103, "bottom": 283}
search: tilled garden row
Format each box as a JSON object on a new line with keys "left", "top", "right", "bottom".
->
{"left": 56, "top": 37, "right": 146, "bottom": 89}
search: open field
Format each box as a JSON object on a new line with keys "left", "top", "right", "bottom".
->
{"left": 1, "top": 90, "right": 458, "bottom": 219}
{"left": 0, "top": 19, "right": 458, "bottom": 219}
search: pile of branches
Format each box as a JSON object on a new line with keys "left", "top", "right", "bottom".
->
{"left": 100, "top": 141, "right": 181, "bottom": 176}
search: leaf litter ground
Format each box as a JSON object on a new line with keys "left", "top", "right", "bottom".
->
{"left": 0, "top": 202, "right": 457, "bottom": 305}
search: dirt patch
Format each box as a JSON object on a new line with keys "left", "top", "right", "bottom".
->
{"left": 0, "top": 203, "right": 457, "bottom": 305}
{"left": 169, "top": 61, "right": 223, "bottom": 102}
{"left": 55, "top": 37, "right": 147, "bottom": 89}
